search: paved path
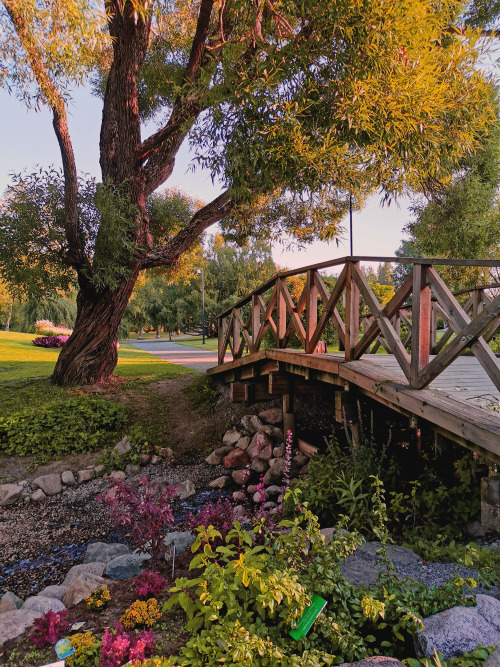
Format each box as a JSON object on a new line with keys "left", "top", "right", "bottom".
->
{"left": 128, "top": 339, "right": 226, "bottom": 372}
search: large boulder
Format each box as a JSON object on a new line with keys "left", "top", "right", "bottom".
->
{"left": 31, "top": 473, "right": 62, "bottom": 496}
{"left": 0, "top": 592, "right": 23, "bottom": 614}
{"left": 175, "top": 479, "right": 196, "bottom": 499}
{"left": 105, "top": 553, "right": 150, "bottom": 580}
{"left": 22, "top": 596, "right": 66, "bottom": 614}
{"left": 258, "top": 409, "right": 282, "bottom": 425}
{"left": 63, "top": 562, "right": 106, "bottom": 586}
{"left": 37, "top": 585, "right": 69, "bottom": 602}
{"left": 415, "top": 595, "right": 500, "bottom": 658}
{"left": 340, "top": 658, "right": 405, "bottom": 667}
{"left": 222, "top": 429, "right": 242, "bottom": 446}
{"left": 0, "top": 484, "right": 23, "bottom": 506}
{"left": 164, "top": 531, "right": 195, "bottom": 555}
{"left": 63, "top": 574, "right": 107, "bottom": 608}
{"left": 241, "top": 415, "right": 263, "bottom": 435}
{"left": 247, "top": 432, "right": 274, "bottom": 460}
{"left": 223, "top": 448, "right": 250, "bottom": 469}
{"left": 0, "top": 610, "right": 40, "bottom": 647}
{"left": 263, "top": 458, "right": 286, "bottom": 486}
{"left": 84, "top": 542, "right": 131, "bottom": 564}
{"left": 339, "top": 541, "right": 421, "bottom": 588}
{"left": 485, "top": 649, "right": 500, "bottom": 667}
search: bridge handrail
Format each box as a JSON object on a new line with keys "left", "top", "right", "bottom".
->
{"left": 217, "top": 257, "right": 500, "bottom": 391}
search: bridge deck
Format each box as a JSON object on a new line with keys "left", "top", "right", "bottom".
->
{"left": 208, "top": 350, "right": 500, "bottom": 462}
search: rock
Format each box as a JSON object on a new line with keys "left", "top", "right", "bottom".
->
{"left": 233, "top": 491, "right": 247, "bottom": 502}
{"left": 250, "top": 457, "right": 268, "bottom": 474}
{"left": 37, "top": 585, "right": 69, "bottom": 602}
{"left": 63, "top": 574, "right": 107, "bottom": 608}
{"left": 299, "top": 465, "right": 308, "bottom": 475}
{"left": 263, "top": 458, "right": 286, "bottom": 485}
{"left": 258, "top": 408, "right": 282, "bottom": 425}
{"left": 340, "top": 541, "right": 421, "bottom": 588}
{"left": 265, "top": 485, "right": 282, "bottom": 498}
{"left": 61, "top": 470, "right": 76, "bottom": 486}
{"left": 139, "top": 453, "right": 152, "bottom": 465}
{"left": 339, "top": 658, "right": 405, "bottom": 667}
{"left": 0, "top": 484, "right": 23, "bottom": 506}
{"left": 236, "top": 436, "right": 251, "bottom": 451}
{"left": 22, "top": 596, "right": 66, "bottom": 614}
{"left": 268, "top": 458, "right": 277, "bottom": 468}
{"left": 94, "top": 464, "right": 105, "bottom": 476}
{"left": 415, "top": 595, "right": 500, "bottom": 658}
{"left": 125, "top": 463, "right": 140, "bottom": 477}
{"left": 293, "top": 453, "right": 309, "bottom": 467}
{"left": 269, "top": 427, "right": 284, "bottom": 443}
{"left": 0, "top": 592, "right": 23, "bottom": 614}
{"left": 247, "top": 432, "right": 274, "bottom": 460}
{"left": 150, "top": 455, "right": 161, "bottom": 464}
{"left": 159, "top": 447, "right": 174, "bottom": 458}
{"left": 252, "top": 491, "right": 265, "bottom": 503}
{"left": 241, "top": 415, "right": 263, "bottom": 435}
{"left": 110, "top": 470, "right": 126, "bottom": 480}
{"left": 31, "top": 473, "right": 63, "bottom": 496}
{"left": 115, "top": 437, "right": 132, "bottom": 455}
{"left": 63, "top": 562, "right": 107, "bottom": 586}
{"left": 233, "top": 504, "right": 247, "bottom": 517}
{"left": 232, "top": 469, "right": 251, "bottom": 486}
{"left": 31, "top": 489, "right": 47, "bottom": 502}
{"left": 463, "top": 521, "right": 489, "bottom": 539}
{"left": 209, "top": 476, "right": 230, "bottom": 489}
{"left": 263, "top": 501, "right": 278, "bottom": 511}
{"left": 105, "top": 553, "right": 150, "bottom": 580}
{"left": 205, "top": 444, "right": 234, "bottom": 465}
{"left": 164, "top": 531, "right": 195, "bottom": 555}
{"left": 175, "top": 479, "right": 196, "bottom": 499}
{"left": 84, "top": 542, "right": 131, "bottom": 564}
{"left": 222, "top": 428, "right": 242, "bottom": 446}
{"left": 0, "top": 610, "right": 40, "bottom": 647}
{"left": 247, "top": 484, "right": 258, "bottom": 495}
{"left": 485, "top": 649, "right": 500, "bottom": 667}
{"left": 223, "top": 448, "right": 250, "bottom": 469}
{"left": 273, "top": 446, "right": 285, "bottom": 458}
{"left": 76, "top": 468, "right": 94, "bottom": 484}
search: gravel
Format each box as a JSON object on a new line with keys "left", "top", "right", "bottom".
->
{"left": 394, "top": 559, "right": 500, "bottom": 597}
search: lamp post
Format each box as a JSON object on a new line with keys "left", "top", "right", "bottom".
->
{"left": 196, "top": 268, "right": 206, "bottom": 345}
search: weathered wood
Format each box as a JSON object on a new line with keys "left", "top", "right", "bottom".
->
{"left": 345, "top": 262, "right": 360, "bottom": 361}
{"left": 283, "top": 389, "right": 295, "bottom": 438}
{"left": 269, "top": 373, "right": 290, "bottom": 394}
{"left": 280, "top": 279, "right": 306, "bottom": 348}
{"left": 305, "top": 270, "right": 318, "bottom": 353}
{"left": 276, "top": 278, "right": 287, "bottom": 348}
{"left": 312, "top": 267, "right": 347, "bottom": 349}
{"left": 232, "top": 308, "right": 242, "bottom": 358}
{"left": 251, "top": 295, "right": 260, "bottom": 349}
{"left": 410, "top": 264, "right": 431, "bottom": 386}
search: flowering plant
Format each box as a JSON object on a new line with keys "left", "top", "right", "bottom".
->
{"left": 134, "top": 570, "right": 168, "bottom": 599}
{"left": 33, "top": 335, "right": 69, "bottom": 348}
{"left": 186, "top": 497, "right": 237, "bottom": 547}
{"left": 30, "top": 609, "right": 71, "bottom": 648}
{"left": 35, "top": 319, "right": 73, "bottom": 336}
{"left": 120, "top": 598, "right": 162, "bottom": 629}
{"left": 85, "top": 584, "right": 111, "bottom": 611}
{"left": 101, "top": 477, "right": 175, "bottom": 569}
{"left": 100, "top": 624, "right": 154, "bottom": 667}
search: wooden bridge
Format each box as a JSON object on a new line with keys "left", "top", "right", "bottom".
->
{"left": 207, "top": 257, "right": 500, "bottom": 463}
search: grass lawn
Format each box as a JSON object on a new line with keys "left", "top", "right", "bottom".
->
{"left": 174, "top": 336, "right": 219, "bottom": 351}
{"left": 0, "top": 331, "right": 193, "bottom": 416}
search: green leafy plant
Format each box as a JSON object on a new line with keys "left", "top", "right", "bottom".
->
{"left": 0, "top": 397, "right": 126, "bottom": 458}
{"left": 183, "top": 375, "right": 219, "bottom": 414}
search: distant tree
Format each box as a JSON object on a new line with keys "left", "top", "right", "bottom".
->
{"left": 376, "top": 262, "right": 394, "bottom": 286}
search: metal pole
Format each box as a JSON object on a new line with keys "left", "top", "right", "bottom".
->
{"left": 202, "top": 267, "right": 205, "bottom": 345}
{"left": 349, "top": 192, "right": 353, "bottom": 256}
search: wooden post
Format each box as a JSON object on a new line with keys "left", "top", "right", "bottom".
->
{"left": 410, "top": 264, "right": 431, "bottom": 387}
{"left": 473, "top": 288, "right": 481, "bottom": 318}
{"left": 430, "top": 306, "right": 437, "bottom": 354}
{"left": 252, "top": 294, "right": 260, "bottom": 351}
{"left": 233, "top": 308, "right": 241, "bottom": 357}
{"left": 481, "top": 477, "right": 500, "bottom": 531}
{"left": 218, "top": 316, "right": 224, "bottom": 365}
{"left": 345, "top": 261, "right": 360, "bottom": 361}
{"left": 305, "top": 269, "right": 318, "bottom": 353}
{"left": 283, "top": 383, "right": 295, "bottom": 439}
{"left": 276, "top": 278, "right": 287, "bottom": 348}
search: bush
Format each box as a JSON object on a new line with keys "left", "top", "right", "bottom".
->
{"left": 35, "top": 319, "right": 73, "bottom": 336}
{"left": 0, "top": 397, "right": 127, "bottom": 458}
{"left": 33, "top": 335, "right": 69, "bottom": 348}
{"left": 134, "top": 571, "right": 169, "bottom": 599}
{"left": 30, "top": 610, "right": 71, "bottom": 648}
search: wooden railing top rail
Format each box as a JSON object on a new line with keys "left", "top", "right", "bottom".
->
{"left": 218, "top": 256, "right": 500, "bottom": 319}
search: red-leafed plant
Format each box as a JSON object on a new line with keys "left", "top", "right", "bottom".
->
{"left": 33, "top": 335, "right": 69, "bottom": 348}
{"left": 30, "top": 609, "right": 71, "bottom": 648}
{"left": 100, "top": 624, "right": 154, "bottom": 667}
{"left": 101, "top": 477, "right": 175, "bottom": 569}
{"left": 186, "top": 497, "right": 237, "bottom": 547}
{"left": 134, "top": 570, "right": 168, "bottom": 599}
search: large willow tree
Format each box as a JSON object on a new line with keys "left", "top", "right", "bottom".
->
{"left": 0, "top": 0, "right": 497, "bottom": 385}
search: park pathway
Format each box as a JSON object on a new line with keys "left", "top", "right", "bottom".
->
{"left": 128, "top": 338, "right": 225, "bottom": 372}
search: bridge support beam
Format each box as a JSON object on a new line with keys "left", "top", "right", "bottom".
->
{"left": 283, "top": 382, "right": 295, "bottom": 440}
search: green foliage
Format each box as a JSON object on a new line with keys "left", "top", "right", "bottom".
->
{"left": 97, "top": 425, "right": 153, "bottom": 472}
{"left": 164, "top": 492, "right": 479, "bottom": 666}
{"left": 0, "top": 397, "right": 126, "bottom": 458}
{"left": 183, "top": 375, "right": 219, "bottom": 414}
{"left": 405, "top": 646, "right": 496, "bottom": 667}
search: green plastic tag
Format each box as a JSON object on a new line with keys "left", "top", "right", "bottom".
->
{"left": 289, "top": 594, "right": 327, "bottom": 640}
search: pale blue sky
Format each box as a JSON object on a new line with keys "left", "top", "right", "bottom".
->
{"left": 0, "top": 86, "right": 411, "bottom": 271}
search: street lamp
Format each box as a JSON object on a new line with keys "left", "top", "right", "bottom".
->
{"left": 196, "top": 268, "right": 206, "bottom": 345}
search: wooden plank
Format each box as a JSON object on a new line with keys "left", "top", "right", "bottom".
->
{"left": 305, "top": 270, "right": 318, "bottom": 353}
{"left": 410, "top": 264, "right": 431, "bottom": 386}
{"left": 234, "top": 308, "right": 253, "bottom": 354}
{"left": 280, "top": 280, "right": 306, "bottom": 348}
{"left": 233, "top": 308, "right": 243, "bottom": 358}
{"left": 251, "top": 295, "right": 260, "bottom": 350}
{"left": 345, "top": 261, "right": 360, "bottom": 361}
{"left": 218, "top": 316, "right": 225, "bottom": 365}
{"left": 230, "top": 383, "right": 247, "bottom": 402}
{"left": 313, "top": 268, "right": 347, "bottom": 349}
{"left": 276, "top": 278, "right": 287, "bottom": 348}
{"left": 269, "top": 373, "right": 290, "bottom": 394}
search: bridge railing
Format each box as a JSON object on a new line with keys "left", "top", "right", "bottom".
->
{"left": 217, "top": 257, "right": 500, "bottom": 390}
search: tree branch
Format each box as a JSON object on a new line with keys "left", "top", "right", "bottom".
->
{"left": 142, "top": 191, "right": 233, "bottom": 268}
{"left": 3, "top": 0, "right": 85, "bottom": 268}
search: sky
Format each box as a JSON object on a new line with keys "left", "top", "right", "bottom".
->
{"left": 0, "top": 85, "right": 412, "bottom": 272}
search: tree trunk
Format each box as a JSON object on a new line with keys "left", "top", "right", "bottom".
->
{"left": 52, "top": 276, "right": 137, "bottom": 386}
{"left": 4, "top": 300, "right": 13, "bottom": 331}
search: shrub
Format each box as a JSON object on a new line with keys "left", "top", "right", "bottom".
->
{"left": 186, "top": 497, "right": 237, "bottom": 545}
{"left": 100, "top": 626, "right": 155, "bottom": 667}
{"left": 35, "top": 319, "right": 73, "bottom": 336}
{"left": 183, "top": 375, "right": 218, "bottom": 413}
{"left": 85, "top": 585, "right": 111, "bottom": 611}
{"left": 120, "top": 599, "right": 162, "bottom": 630}
{"left": 30, "top": 609, "right": 71, "bottom": 648}
{"left": 33, "top": 335, "right": 69, "bottom": 348}
{"left": 101, "top": 477, "right": 175, "bottom": 569}
{"left": 0, "top": 397, "right": 126, "bottom": 458}
{"left": 134, "top": 571, "right": 169, "bottom": 599}
{"left": 67, "top": 632, "right": 101, "bottom": 667}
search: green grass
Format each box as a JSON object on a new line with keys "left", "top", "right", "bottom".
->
{"left": 174, "top": 336, "right": 219, "bottom": 351}
{"left": 115, "top": 342, "right": 195, "bottom": 378}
